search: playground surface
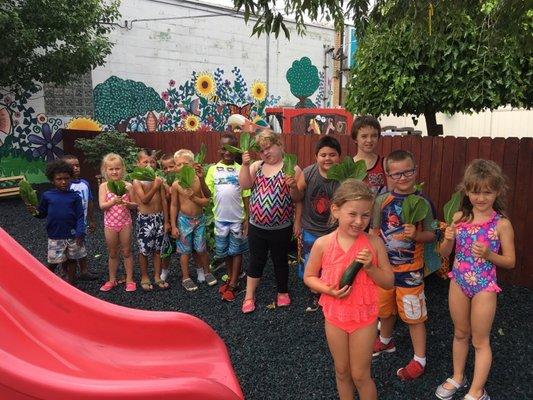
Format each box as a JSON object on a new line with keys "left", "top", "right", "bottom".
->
{"left": 1, "top": 192, "right": 531, "bottom": 400}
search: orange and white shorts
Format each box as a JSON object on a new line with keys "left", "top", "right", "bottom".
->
{"left": 378, "top": 284, "right": 427, "bottom": 324}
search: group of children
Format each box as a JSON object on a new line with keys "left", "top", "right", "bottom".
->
{"left": 27, "top": 115, "right": 515, "bottom": 400}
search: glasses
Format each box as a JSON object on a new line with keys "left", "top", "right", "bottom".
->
{"left": 388, "top": 168, "right": 416, "bottom": 180}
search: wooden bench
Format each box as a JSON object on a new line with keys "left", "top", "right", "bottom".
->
{"left": 0, "top": 175, "right": 26, "bottom": 198}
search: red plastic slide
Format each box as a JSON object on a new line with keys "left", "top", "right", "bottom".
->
{"left": 0, "top": 228, "right": 243, "bottom": 400}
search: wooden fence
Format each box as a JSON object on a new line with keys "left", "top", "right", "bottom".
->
{"left": 62, "top": 130, "right": 532, "bottom": 288}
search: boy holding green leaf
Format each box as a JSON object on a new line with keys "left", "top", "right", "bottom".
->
{"left": 371, "top": 150, "right": 436, "bottom": 381}
{"left": 170, "top": 149, "right": 217, "bottom": 292}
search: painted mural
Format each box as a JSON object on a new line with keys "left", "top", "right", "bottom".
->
{"left": 0, "top": 85, "right": 64, "bottom": 183}
{"left": 94, "top": 67, "right": 281, "bottom": 133}
{"left": 286, "top": 57, "right": 320, "bottom": 108}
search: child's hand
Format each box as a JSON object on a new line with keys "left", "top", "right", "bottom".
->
{"left": 444, "top": 225, "right": 456, "bottom": 241}
{"left": 242, "top": 220, "right": 249, "bottom": 238}
{"left": 193, "top": 163, "right": 204, "bottom": 178}
{"left": 356, "top": 248, "right": 373, "bottom": 270}
{"left": 171, "top": 226, "right": 179, "bottom": 239}
{"left": 329, "top": 284, "right": 351, "bottom": 299}
{"left": 472, "top": 241, "right": 491, "bottom": 259}
{"left": 153, "top": 177, "right": 163, "bottom": 189}
{"left": 403, "top": 224, "right": 417, "bottom": 241}
{"left": 242, "top": 151, "right": 252, "bottom": 166}
{"left": 113, "top": 196, "right": 124, "bottom": 205}
{"left": 284, "top": 175, "right": 297, "bottom": 189}
{"left": 179, "top": 187, "right": 194, "bottom": 198}
{"left": 293, "top": 220, "right": 301, "bottom": 238}
{"left": 164, "top": 222, "right": 171, "bottom": 233}
{"left": 88, "top": 221, "right": 96, "bottom": 234}
{"left": 26, "top": 204, "right": 38, "bottom": 215}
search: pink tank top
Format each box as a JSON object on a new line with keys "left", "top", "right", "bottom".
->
{"left": 319, "top": 231, "right": 379, "bottom": 323}
{"left": 103, "top": 192, "right": 132, "bottom": 229}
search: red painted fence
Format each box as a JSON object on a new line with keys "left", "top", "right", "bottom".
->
{"left": 62, "top": 130, "right": 532, "bottom": 288}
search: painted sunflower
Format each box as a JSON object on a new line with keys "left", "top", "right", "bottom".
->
{"left": 251, "top": 81, "right": 267, "bottom": 101}
{"left": 183, "top": 114, "right": 200, "bottom": 131}
{"left": 195, "top": 72, "right": 216, "bottom": 98}
{"left": 65, "top": 117, "right": 102, "bottom": 131}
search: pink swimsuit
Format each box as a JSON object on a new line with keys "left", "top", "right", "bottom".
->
{"left": 104, "top": 192, "right": 132, "bottom": 232}
{"left": 319, "top": 232, "right": 379, "bottom": 333}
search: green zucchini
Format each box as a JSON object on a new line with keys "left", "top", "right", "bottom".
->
{"left": 339, "top": 260, "right": 364, "bottom": 288}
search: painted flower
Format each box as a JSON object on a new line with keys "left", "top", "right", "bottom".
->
{"left": 161, "top": 91, "right": 169, "bottom": 101}
{"left": 487, "top": 227, "right": 498, "bottom": 241}
{"left": 183, "top": 114, "right": 200, "bottom": 131}
{"left": 169, "top": 79, "right": 176, "bottom": 87}
{"left": 464, "top": 271, "right": 478, "bottom": 286}
{"left": 467, "top": 225, "right": 480, "bottom": 235}
{"left": 0, "top": 106, "right": 12, "bottom": 146}
{"left": 250, "top": 81, "right": 267, "bottom": 101}
{"left": 167, "top": 102, "right": 174, "bottom": 110}
{"left": 27, "top": 123, "right": 64, "bottom": 161}
{"left": 36, "top": 113, "right": 47, "bottom": 124}
{"left": 195, "top": 72, "right": 216, "bottom": 98}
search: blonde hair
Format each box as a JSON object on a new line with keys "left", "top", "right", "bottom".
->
{"left": 458, "top": 159, "right": 508, "bottom": 220}
{"left": 174, "top": 149, "right": 194, "bottom": 162}
{"left": 331, "top": 179, "right": 375, "bottom": 208}
{"left": 101, "top": 153, "right": 125, "bottom": 180}
{"left": 254, "top": 129, "right": 282, "bottom": 149}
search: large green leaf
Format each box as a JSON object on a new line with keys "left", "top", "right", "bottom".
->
{"left": 128, "top": 166, "right": 156, "bottom": 181}
{"left": 19, "top": 180, "right": 37, "bottom": 205}
{"left": 443, "top": 191, "right": 462, "bottom": 225}
{"left": 178, "top": 165, "right": 196, "bottom": 188}
{"left": 194, "top": 143, "right": 207, "bottom": 164}
{"left": 401, "top": 194, "right": 429, "bottom": 224}
{"left": 282, "top": 153, "right": 297, "bottom": 177}
{"left": 327, "top": 157, "right": 368, "bottom": 182}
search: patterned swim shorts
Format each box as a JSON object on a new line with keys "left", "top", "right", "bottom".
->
{"left": 136, "top": 212, "right": 164, "bottom": 256}
{"left": 47, "top": 238, "right": 87, "bottom": 264}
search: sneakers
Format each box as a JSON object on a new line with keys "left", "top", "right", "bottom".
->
{"left": 182, "top": 278, "right": 198, "bottom": 292}
{"left": 397, "top": 359, "right": 425, "bottom": 381}
{"left": 436, "top": 377, "right": 468, "bottom": 400}
{"left": 372, "top": 338, "right": 396, "bottom": 356}
{"left": 242, "top": 298, "right": 256, "bottom": 314}
{"left": 305, "top": 294, "right": 320, "bottom": 312}
{"left": 205, "top": 272, "right": 217, "bottom": 286}
{"left": 196, "top": 268, "right": 205, "bottom": 283}
{"left": 276, "top": 293, "right": 291, "bottom": 307}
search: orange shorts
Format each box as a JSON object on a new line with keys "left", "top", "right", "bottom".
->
{"left": 378, "top": 284, "right": 427, "bottom": 324}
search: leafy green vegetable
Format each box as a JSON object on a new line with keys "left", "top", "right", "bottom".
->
{"left": 401, "top": 194, "right": 430, "bottom": 224}
{"left": 443, "top": 191, "right": 462, "bottom": 225}
{"left": 194, "top": 143, "right": 207, "bottom": 164}
{"left": 127, "top": 166, "right": 156, "bottom": 181}
{"left": 327, "top": 157, "right": 367, "bottom": 182}
{"left": 223, "top": 144, "right": 243, "bottom": 154}
{"left": 165, "top": 172, "right": 178, "bottom": 186}
{"left": 282, "top": 153, "right": 297, "bottom": 177}
{"left": 223, "top": 132, "right": 259, "bottom": 154}
{"left": 19, "top": 180, "right": 38, "bottom": 205}
{"left": 177, "top": 165, "right": 196, "bottom": 188}
{"left": 414, "top": 182, "right": 425, "bottom": 192}
{"left": 107, "top": 180, "right": 127, "bottom": 196}
{"left": 240, "top": 132, "right": 251, "bottom": 152}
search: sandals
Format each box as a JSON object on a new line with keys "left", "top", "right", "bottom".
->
{"left": 241, "top": 298, "right": 256, "bottom": 314}
{"left": 99, "top": 281, "right": 118, "bottom": 292}
{"left": 435, "top": 377, "right": 468, "bottom": 400}
{"left": 182, "top": 278, "right": 198, "bottom": 292}
{"left": 155, "top": 279, "right": 170, "bottom": 290}
{"left": 140, "top": 280, "right": 153, "bottom": 292}
{"left": 125, "top": 281, "right": 137, "bottom": 292}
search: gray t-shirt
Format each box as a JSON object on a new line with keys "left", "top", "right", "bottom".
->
{"left": 301, "top": 163, "right": 340, "bottom": 236}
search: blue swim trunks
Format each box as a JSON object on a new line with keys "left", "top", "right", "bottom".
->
{"left": 176, "top": 213, "right": 206, "bottom": 254}
{"left": 214, "top": 220, "right": 248, "bottom": 258}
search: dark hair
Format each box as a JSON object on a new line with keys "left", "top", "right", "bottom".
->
{"left": 159, "top": 154, "right": 175, "bottom": 163}
{"left": 221, "top": 132, "right": 238, "bottom": 146}
{"left": 61, "top": 154, "right": 78, "bottom": 162}
{"left": 315, "top": 135, "right": 341, "bottom": 156}
{"left": 46, "top": 159, "right": 74, "bottom": 181}
{"left": 351, "top": 115, "right": 381, "bottom": 140}
{"left": 384, "top": 150, "right": 415, "bottom": 173}
{"left": 137, "top": 148, "right": 160, "bottom": 160}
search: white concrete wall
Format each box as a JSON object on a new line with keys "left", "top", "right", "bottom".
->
{"left": 92, "top": 0, "right": 336, "bottom": 104}
{"left": 379, "top": 107, "right": 533, "bottom": 138}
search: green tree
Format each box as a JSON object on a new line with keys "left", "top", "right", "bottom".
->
{"left": 286, "top": 57, "right": 320, "bottom": 108}
{"left": 94, "top": 76, "right": 165, "bottom": 131}
{"left": 345, "top": 2, "right": 532, "bottom": 135}
{"left": 0, "top": 0, "right": 120, "bottom": 91}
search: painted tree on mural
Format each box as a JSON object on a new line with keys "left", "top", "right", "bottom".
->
{"left": 1, "top": 0, "right": 120, "bottom": 90}
{"left": 93, "top": 76, "right": 165, "bottom": 132}
{"left": 286, "top": 57, "right": 320, "bottom": 108}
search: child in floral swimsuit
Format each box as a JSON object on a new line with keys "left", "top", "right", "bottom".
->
{"left": 436, "top": 159, "right": 515, "bottom": 400}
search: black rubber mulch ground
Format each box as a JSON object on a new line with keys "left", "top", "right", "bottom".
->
{"left": 1, "top": 190, "right": 531, "bottom": 400}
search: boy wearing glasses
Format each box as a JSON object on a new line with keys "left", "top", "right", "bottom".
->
{"left": 371, "top": 150, "right": 436, "bottom": 381}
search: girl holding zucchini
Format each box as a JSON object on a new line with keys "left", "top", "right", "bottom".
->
{"left": 304, "top": 179, "right": 394, "bottom": 400}
{"left": 435, "top": 160, "right": 515, "bottom": 400}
